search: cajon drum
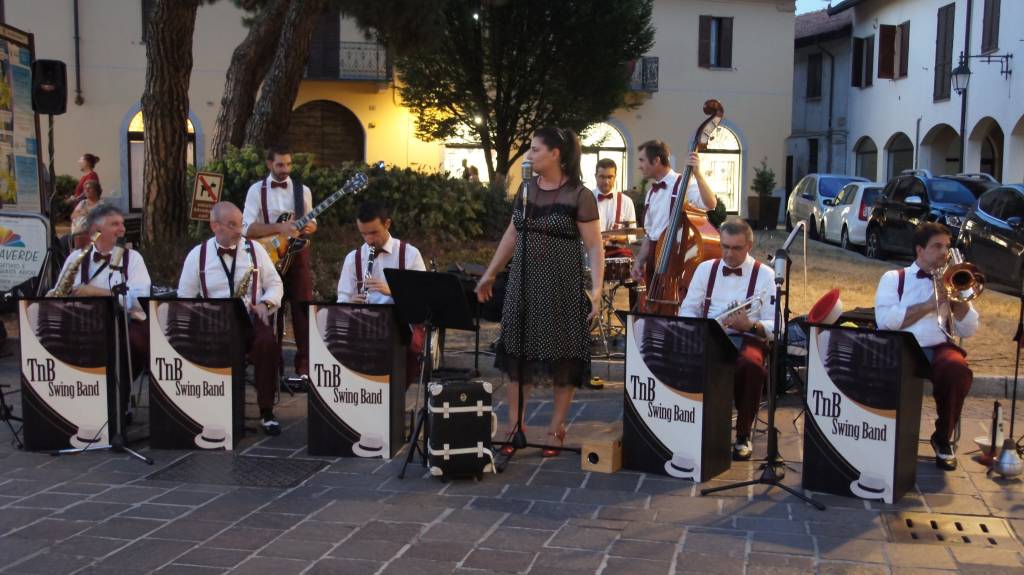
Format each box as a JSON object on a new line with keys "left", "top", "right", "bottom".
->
{"left": 581, "top": 424, "right": 623, "bottom": 474}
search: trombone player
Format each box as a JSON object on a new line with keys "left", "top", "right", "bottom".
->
{"left": 874, "top": 222, "right": 980, "bottom": 471}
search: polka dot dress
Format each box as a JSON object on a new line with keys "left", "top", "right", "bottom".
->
{"left": 495, "top": 179, "right": 599, "bottom": 388}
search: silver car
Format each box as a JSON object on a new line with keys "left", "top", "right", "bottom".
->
{"left": 786, "top": 174, "right": 869, "bottom": 239}
{"left": 821, "top": 181, "right": 885, "bottom": 250}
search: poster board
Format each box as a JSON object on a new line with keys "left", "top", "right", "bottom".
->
{"left": 0, "top": 24, "right": 43, "bottom": 212}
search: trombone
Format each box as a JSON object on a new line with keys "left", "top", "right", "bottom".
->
{"left": 934, "top": 247, "right": 985, "bottom": 338}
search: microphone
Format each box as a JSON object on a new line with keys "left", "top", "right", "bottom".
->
{"left": 521, "top": 160, "right": 533, "bottom": 208}
{"left": 773, "top": 248, "right": 788, "bottom": 285}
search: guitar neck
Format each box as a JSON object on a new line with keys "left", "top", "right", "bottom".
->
{"left": 293, "top": 183, "right": 355, "bottom": 229}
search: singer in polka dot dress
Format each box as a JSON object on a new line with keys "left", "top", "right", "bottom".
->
{"left": 475, "top": 127, "right": 604, "bottom": 457}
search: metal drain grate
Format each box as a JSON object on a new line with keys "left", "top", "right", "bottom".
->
{"left": 885, "top": 512, "right": 1019, "bottom": 548}
{"left": 148, "top": 453, "right": 326, "bottom": 488}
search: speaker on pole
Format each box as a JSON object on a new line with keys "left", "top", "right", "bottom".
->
{"left": 31, "top": 60, "right": 67, "bottom": 116}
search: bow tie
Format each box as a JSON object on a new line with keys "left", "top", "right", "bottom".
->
{"left": 650, "top": 181, "right": 668, "bottom": 193}
{"left": 270, "top": 180, "right": 288, "bottom": 189}
{"left": 916, "top": 269, "right": 933, "bottom": 280}
{"left": 598, "top": 193, "right": 613, "bottom": 202}
{"left": 92, "top": 252, "right": 110, "bottom": 264}
{"left": 722, "top": 266, "right": 743, "bottom": 277}
{"left": 217, "top": 246, "right": 237, "bottom": 258}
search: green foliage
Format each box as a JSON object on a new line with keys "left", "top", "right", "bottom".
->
{"left": 751, "top": 158, "right": 777, "bottom": 197}
{"left": 49, "top": 175, "right": 80, "bottom": 225}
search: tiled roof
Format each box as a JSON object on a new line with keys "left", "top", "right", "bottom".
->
{"left": 796, "top": 8, "right": 852, "bottom": 40}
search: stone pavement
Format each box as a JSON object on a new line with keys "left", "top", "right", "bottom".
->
{"left": 0, "top": 332, "right": 1023, "bottom": 575}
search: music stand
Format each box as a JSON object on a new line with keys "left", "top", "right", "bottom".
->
{"left": 385, "top": 270, "right": 475, "bottom": 478}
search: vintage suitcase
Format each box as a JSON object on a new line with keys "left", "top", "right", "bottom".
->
{"left": 427, "top": 380, "right": 496, "bottom": 479}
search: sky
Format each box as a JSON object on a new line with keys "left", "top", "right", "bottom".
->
{"left": 796, "top": 0, "right": 832, "bottom": 15}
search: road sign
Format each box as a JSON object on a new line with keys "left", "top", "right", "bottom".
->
{"left": 190, "top": 172, "right": 223, "bottom": 221}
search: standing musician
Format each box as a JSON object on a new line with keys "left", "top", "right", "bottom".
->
{"left": 178, "top": 202, "right": 285, "bottom": 436}
{"left": 678, "top": 217, "right": 774, "bottom": 461}
{"left": 336, "top": 201, "right": 426, "bottom": 304}
{"left": 593, "top": 158, "right": 637, "bottom": 251}
{"left": 874, "top": 222, "right": 978, "bottom": 471}
{"left": 241, "top": 145, "right": 316, "bottom": 384}
{"left": 630, "top": 139, "right": 718, "bottom": 283}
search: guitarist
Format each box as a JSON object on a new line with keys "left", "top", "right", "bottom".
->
{"left": 629, "top": 139, "right": 717, "bottom": 284}
{"left": 241, "top": 144, "right": 316, "bottom": 384}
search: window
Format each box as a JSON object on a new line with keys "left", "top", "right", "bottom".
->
{"left": 699, "top": 16, "right": 733, "bottom": 69}
{"left": 908, "top": 180, "right": 927, "bottom": 202}
{"left": 934, "top": 4, "right": 955, "bottom": 101}
{"left": 700, "top": 125, "right": 743, "bottom": 212}
{"left": 808, "top": 138, "right": 819, "bottom": 174}
{"left": 127, "top": 111, "right": 196, "bottom": 212}
{"left": 580, "top": 123, "right": 628, "bottom": 194}
{"left": 981, "top": 0, "right": 1000, "bottom": 54}
{"left": 879, "top": 22, "right": 910, "bottom": 80}
{"left": 854, "top": 137, "right": 878, "bottom": 180}
{"left": 851, "top": 35, "right": 875, "bottom": 88}
{"left": 807, "top": 53, "right": 822, "bottom": 99}
{"left": 141, "top": 0, "right": 155, "bottom": 43}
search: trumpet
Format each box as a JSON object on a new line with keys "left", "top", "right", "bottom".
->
{"left": 715, "top": 292, "right": 765, "bottom": 322}
{"left": 934, "top": 247, "right": 985, "bottom": 338}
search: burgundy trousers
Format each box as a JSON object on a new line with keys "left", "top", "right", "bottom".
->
{"left": 734, "top": 338, "right": 767, "bottom": 438}
{"left": 928, "top": 343, "right": 973, "bottom": 441}
{"left": 248, "top": 316, "right": 280, "bottom": 412}
{"left": 126, "top": 319, "right": 148, "bottom": 382}
{"left": 281, "top": 248, "right": 312, "bottom": 376}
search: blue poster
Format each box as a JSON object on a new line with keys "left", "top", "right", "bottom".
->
{"left": 15, "top": 155, "right": 38, "bottom": 204}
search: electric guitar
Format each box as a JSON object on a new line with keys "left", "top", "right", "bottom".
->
{"left": 255, "top": 166, "right": 375, "bottom": 274}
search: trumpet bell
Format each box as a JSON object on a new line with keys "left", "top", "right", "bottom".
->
{"left": 943, "top": 262, "right": 985, "bottom": 303}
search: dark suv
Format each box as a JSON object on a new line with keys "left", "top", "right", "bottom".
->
{"left": 957, "top": 184, "right": 1024, "bottom": 291}
{"left": 865, "top": 170, "right": 978, "bottom": 259}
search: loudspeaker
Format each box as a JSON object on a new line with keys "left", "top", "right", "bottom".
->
{"left": 31, "top": 60, "right": 67, "bottom": 115}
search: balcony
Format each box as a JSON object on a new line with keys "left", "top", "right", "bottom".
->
{"left": 629, "top": 56, "right": 659, "bottom": 92}
{"left": 306, "top": 41, "right": 392, "bottom": 82}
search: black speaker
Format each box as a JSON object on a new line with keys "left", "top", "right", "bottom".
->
{"left": 31, "top": 60, "right": 67, "bottom": 115}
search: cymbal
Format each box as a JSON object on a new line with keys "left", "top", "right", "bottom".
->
{"left": 602, "top": 227, "right": 644, "bottom": 237}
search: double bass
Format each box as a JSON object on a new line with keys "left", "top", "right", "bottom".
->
{"left": 635, "top": 100, "right": 724, "bottom": 316}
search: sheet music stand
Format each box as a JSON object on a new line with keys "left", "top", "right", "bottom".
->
{"left": 384, "top": 269, "right": 475, "bottom": 478}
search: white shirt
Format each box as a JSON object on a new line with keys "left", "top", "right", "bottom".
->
{"left": 241, "top": 176, "right": 315, "bottom": 237}
{"left": 177, "top": 238, "right": 283, "bottom": 309}
{"left": 595, "top": 189, "right": 638, "bottom": 243}
{"left": 875, "top": 262, "right": 979, "bottom": 348}
{"left": 56, "top": 246, "right": 151, "bottom": 316}
{"left": 337, "top": 236, "right": 427, "bottom": 304}
{"left": 678, "top": 255, "right": 776, "bottom": 336}
{"left": 644, "top": 170, "right": 705, "bottom": 242}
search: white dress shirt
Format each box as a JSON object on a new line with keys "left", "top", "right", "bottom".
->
{"left": 875, "top": 262, "right": 979, "bottom": 348}
{"left": 644, "top": 170, "right": 706, "bottom": 242}
{"left": 678, "top": 255, "right": 776, "bottom": 336}
{"left": 56, "top": 246, "right": 151, "bottom": 316}
{"left": 595, "top": 189, "right": 638, "bottom": 243}
{"left": 241, "top": 176, "right": 315, "bottom": 236}
{"left": 177, "top": 238, "right": 283, "bottom": 309}
{"left": 337, "top": 236, "right": 427, "bottom": 304}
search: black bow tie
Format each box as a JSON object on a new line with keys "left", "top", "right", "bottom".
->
{"left": 270, "top": 180, "right": 287, "bottom": 189}
{"left": 598, "top": 193, "right": 613, "bottom": 202}
{"left": 916, "top": 269, "right": 933, "bottom": 280}
{"left": 92, "top": 252, "right": 110, "bottom": 264}
{"left": 217, "top": 246, "right": 237, "bottom": 258}
{"left": 650, "top": 181, "right": 667, "bottom": 192}
{"left": 723, "top": 266, "right": 742, "bottom": 277}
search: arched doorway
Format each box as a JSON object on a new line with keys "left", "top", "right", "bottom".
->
{"left": 126, "top": 111, "right": 197, "bottom": 213}
{"left": 580, "top": 122, "right": 628, "bottom": 194}
{"left": 853, "top": 136, "right": 878, "bottom": 180}
{"left": 920, "top": 124, "right": 960, "bottom": 175}
{"left": 701, "top": 125, "right": 742, "bottom": 212}
{"left": 284, "top": 100, "right": 365, "bottom": 166}
{"left": 969, "top": 117, "right": 1004, "bottom": 182}
{"left": 1011, "top": 115, "right": 1024, "bottom": 182}
{"left": 885, "top": 132, "right": 913, "bottom": 179}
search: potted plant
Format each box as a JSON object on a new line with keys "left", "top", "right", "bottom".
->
{"left": 748, "top": 158, "right": 780, "bottom": 230}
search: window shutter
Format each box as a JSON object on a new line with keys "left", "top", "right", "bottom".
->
{"left": 865, "top": 35, "right": 874, "bottom": 86}
{"left": 807, "top": 53, "right": 822, "bottom": 98}
{"left": 982, "top": 0, "right": 1000, "bottom": 53}
{"left": 878, "top": 25, "right": 895, "bottom": 79}
{"left": 852, "top": 37, "right": 864, "bottom": 87}
{"left": 699, "top": 16, "right": 711, "bottom": 68}
{"left": 898, "top": 21, "right": 910, "bottom": 78}
{"left": 719, "top": 17, "right": 733, "bottom": 68}
{"left": 934, "top": 4, "right": 954, "bottom": 101}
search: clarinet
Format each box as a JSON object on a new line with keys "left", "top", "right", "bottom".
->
{"left": 360, "top": 246, "right": 378, "bottom": 297}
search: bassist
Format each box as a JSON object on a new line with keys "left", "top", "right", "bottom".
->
{"left": 242, "top": 145, "right": 317, "bottom": 383}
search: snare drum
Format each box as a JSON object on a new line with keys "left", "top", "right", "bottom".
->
{"left": 604, "top": 257, "right": 634, "bottom": 284}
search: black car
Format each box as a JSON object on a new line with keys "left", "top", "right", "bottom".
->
{"left": 865, "top": 170, "right": 979, "bottom": 259}
{"left": 940, "top": 172, "right": 1000, "bottom": 199}
{"left": 958, "top": 184, "right": 1024, "bottom": 291}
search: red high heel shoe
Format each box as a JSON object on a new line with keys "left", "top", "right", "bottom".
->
{"left": 541, "top": 427, "right": 566, "bottom": 458}
{"left": 499, "top": 431, "right": 516, "bottom": 456}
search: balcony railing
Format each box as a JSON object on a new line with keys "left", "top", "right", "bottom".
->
{"left": 306, "top": 41, "right": 392, "bottom": 82}
{"left": 629, "top": 56, "right": 659, "bottom": 92}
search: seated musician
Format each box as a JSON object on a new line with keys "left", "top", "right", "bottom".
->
{"left": 593, "top": 158, "right": 637, "bottom": 255}
{"left": 177, "top": 202, "right": 285, "bottom": 436}
{"left": 874, "top": 222, "right": 978, "bottom": 471}
{"left": 630, "top": 139, "right": 718, "bottom": 283}
{"left": 52, "top": 204, "right": 151, "bottom": 415}
{"left": 678, "top": 217, "right": 774, "bottom": 461}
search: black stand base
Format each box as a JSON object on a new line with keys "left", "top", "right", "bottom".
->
{"left": 495, "top": 425, "right": 582, "bottom": 472}
{"left": 0, "top": 392, "right": 23, "bottom": 449}
{"left": 700, "top": 433, "right": 824, "bottom": 510}
{"left": 399, "top": 401, "right": 429, "bottom": 479}
{"left": 47, "top": 431, "right": 154, "bottom": 465}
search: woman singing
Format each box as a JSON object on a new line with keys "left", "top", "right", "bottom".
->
{"left": 476, "top": 127, "right": 603, "bottom": 456}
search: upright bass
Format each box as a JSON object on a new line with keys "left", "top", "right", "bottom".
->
{"left": 635, "top": 100, "right": 724, "bottom": 315}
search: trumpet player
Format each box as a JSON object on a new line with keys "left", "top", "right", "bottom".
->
{"left": 336, "top": 201, "right": 425, "bottom": 304}
{"left": 679, "top": 217, "right": 775, "bottom": 461}
{"left": 177, "top": 202, "right": 284, "bottom": 436}
{"left": 875, "top": 222, "right": 978, "bottom": 471}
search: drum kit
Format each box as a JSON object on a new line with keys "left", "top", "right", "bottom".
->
{"left": 589, "top": 227, "right": 645, "bottom": 357}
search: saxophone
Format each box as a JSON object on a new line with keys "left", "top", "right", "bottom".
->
{"left": 49, "top": 232, "right": 102, "bottom": 297}
{"left": 234, "top": 242, "right": 258, "bottom": 302}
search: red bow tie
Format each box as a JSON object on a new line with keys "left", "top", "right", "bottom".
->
{"left": 92, "top": 252, "right": 110, "bottom": 264}
{"left": 598, "top": 193, "right": 613, "bottom": 202}
{"left": 270, "top": 180, "right": 288, "bottom": 189}
{"left": 217, "top": 246, "right": 237, "bottom": 258}
{"left": 916, "top": 269, "right": 933, "bottom": 280}
{"left": 723, "top": 266, "right": 743, "bottom": 277}
{"left": 650, "top": 181, "right": 668, "bottom": 193}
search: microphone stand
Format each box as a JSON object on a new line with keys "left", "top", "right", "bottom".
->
{"left": 701, "top": 247, "right": 824, "bottom": 509}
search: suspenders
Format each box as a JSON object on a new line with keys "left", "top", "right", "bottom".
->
{"left": 198, "top": 239, "right": 256, "bottom": 301}
{"left": 701, "top": 259, "right": 762, "bottom": 319}
{"left": 355, "top": 241, "right": 407, "bottom": 285}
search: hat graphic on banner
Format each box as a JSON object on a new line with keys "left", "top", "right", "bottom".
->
{"left": 194, "top": 425, "right": 229, "bottom": 449}
{"left": 663, "top": 453, "right": 698, "bottom": 480}
{"left": 69, "top": 427, "right": 104, "bottom": 449}
{"left": 352, "top": 433, "right": 386, "bottom": 458}
{"left": 849, "top": 472, "right": 890, "bottom": 501}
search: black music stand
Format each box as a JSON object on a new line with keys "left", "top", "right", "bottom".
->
{"left": 385, "top": 270, "right": 475, "bottom": 478}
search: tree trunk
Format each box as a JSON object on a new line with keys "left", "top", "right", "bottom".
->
{"left": 141, "top": 0, "right": 201, "bottom": 244}
{"left": 244, "top": 0, "right": 327, "bottom": 150}
{"left": 210, "top": 0, "right": 290, "bottom": 159}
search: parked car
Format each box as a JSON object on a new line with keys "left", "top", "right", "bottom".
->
{"left": 820, "top": 181, "right": 885, "bottom": 250}
{"left": 786, "top": 174, "right": 868, "bottom": 239}
{"left": 940, "top": 172, "right": 1000, "bottom": 199}
{"left": 864, "top": 170, "right": 978, "bottom": 259}
{"left": 957, "top": 184, "right": 1024, "bottom": 291}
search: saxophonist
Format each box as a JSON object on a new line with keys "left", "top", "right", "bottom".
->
{"left": 177, "top": 202, "right": 285, "bottom": 436}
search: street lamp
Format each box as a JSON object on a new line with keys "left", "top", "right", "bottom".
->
{"left": 951, "top": 50, "right": 1013, "bottom": 171}
{"left": 951, "top": 60, "right": 971, "bottom": 95}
